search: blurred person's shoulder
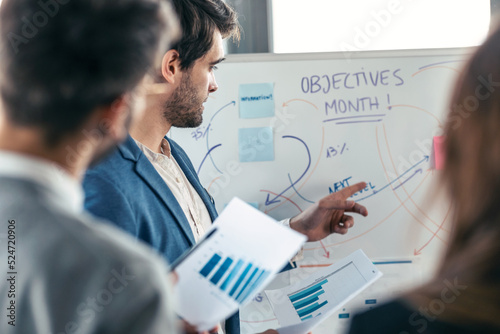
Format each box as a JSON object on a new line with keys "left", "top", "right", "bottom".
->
{"left": 349, "top": 298, "right": 499, "bottom": 334}
{"left": 0, "top": 176, "right": 176, "bottom": 333}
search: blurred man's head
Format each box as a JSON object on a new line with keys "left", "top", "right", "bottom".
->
{"left": 0, "top": 0, "right": 178, "bottom": 155}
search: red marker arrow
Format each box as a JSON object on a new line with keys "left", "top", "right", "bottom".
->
{"left": 414, "top": 206, "right": 451, "bottom": 255}
{"left": 282, "top": 99, "right": 318, "bottom": 110}
{"left": 320, "top": 240, "right": 330, "bottom": 258}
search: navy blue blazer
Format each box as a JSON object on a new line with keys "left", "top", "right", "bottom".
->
{"left": 83, "top": 135, "right": 239, "bottom": 334}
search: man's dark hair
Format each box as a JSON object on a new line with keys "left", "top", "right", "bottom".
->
{"left": 170, "top": 0, "right": 240, "bottom": 70}
{"left": 0, "top": 0, "right": 177, "bottom": 146}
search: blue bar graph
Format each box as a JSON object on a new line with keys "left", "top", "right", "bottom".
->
{"left": 289, "top": 279, "right": 328, "bottom": 302}
{"left": 235, "top": 268, "right": 260, "bottom": 302}
{"left": 238, "top": 270, "right": 271, "bottom": 303}
{"left": 292, "top": 290, "right": 325, "bottom": 310}
{"left": 288, "top": 279, "right": 330, "bottom": 321}
{"left": 297, "top": 300, "right": 328, "bottom": 318}
{"left": 220, "top": 259, "right": 244, "bottom": 291}
{"left": 199, "top": 254, "right": 271, "bottom": 304}
{"left": 229, "top": 263, "right": 253, "bottom": 297}
{"left": 200, "top": 254, "right": 222, "bottom": 277}
{"left": 210, "top": 257, "right": 233, "bottom": 285}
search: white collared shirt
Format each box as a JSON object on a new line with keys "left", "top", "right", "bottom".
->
{"left": 0, "top": 151, "right": 83, "bottom": 214}
{"left": 135, "top": 139, "right": 303, "bottom": 265}
{"left": 135, "top": 139, "right": 212, "bottom": 242}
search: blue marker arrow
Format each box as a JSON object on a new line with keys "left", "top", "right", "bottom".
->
{"left": 357, "top": 155, "right": 429, "bottom": 201}
{"left": 288, "top": 173, "right": 315, "bottom": 204}
{"left": 265, "top": 136, "right": 311, "bottom": 206}
{"left": 206, "top": 101, "right": 236, "bottom": 174}
{"left": 197, "top": 144, "right": 222, "bottom": 175}
{"left": 393, "top": 169, "right": 422, "bottom": 191}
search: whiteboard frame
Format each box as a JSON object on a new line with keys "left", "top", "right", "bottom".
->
{"left": 224, "top": 47, "right": 475, "bottom": 63}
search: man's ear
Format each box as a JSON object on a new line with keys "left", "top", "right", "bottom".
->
{"left": 161, "top": 49, "right": 181, "bottom": 84}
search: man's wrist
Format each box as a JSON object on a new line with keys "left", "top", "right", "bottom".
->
{"left": 287, "top": 215, "right": 305, "bottom": 235}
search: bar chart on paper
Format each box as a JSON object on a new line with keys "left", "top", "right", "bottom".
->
{"left": 265, "top": 250, "right": 382, "bottom": 332}
{"left": 199, "top": 253, "right": 271, "bottom": 304}
{"left": 289, "top": 279, "right": 328, "bottom": 321}
{"left": 287, "top": 262, "right": 369, "bottom": 322}
{"left": 173, "top": 198, "right": 307, "bottom": 331}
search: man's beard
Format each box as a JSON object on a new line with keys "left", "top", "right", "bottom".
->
{"left": 162, "top": 72, "right": 205, "bottom": 128}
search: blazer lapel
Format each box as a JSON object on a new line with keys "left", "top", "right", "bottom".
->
{"left": 119, "top": 135, "right": 197, "bottom": 246}
{"left": 168, "top": 138, "right": 218, "bottom": 222}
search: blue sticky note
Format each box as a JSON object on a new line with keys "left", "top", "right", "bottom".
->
{"left": 239, "top": 83, "right": 275, "bottom": 119}
{"left": 238, "top": 127, "right": 274, "bottom": 162}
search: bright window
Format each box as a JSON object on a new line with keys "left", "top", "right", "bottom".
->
{"left": 271, "top": 0, "right": 491, "bottom": 53}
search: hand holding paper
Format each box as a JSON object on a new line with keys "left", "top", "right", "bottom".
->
{"left": 173, "top": 198, "right": 307, "bottom": 331}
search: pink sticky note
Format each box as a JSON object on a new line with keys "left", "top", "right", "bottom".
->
{"left": 433, "top": 136, "right": 445, "bottom": 170}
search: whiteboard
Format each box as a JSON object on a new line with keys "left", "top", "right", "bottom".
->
{"left": 170, "top": 48, "right": 471, "bottom": 333}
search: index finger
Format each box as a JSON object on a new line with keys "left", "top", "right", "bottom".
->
{"left": 337, "top": 182, "right": 367, "bottom": 199}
